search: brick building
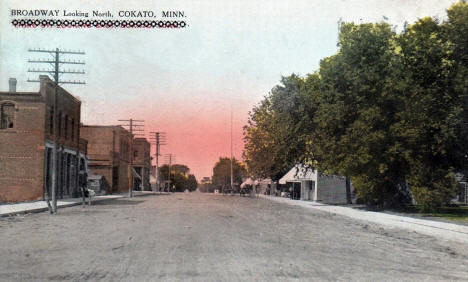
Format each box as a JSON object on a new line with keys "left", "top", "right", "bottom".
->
{"left": 80, "top": 125, "right": 133, "bottom": 193}
{"left": 133, "top": 138, "right": 151, "bottom": 191}
{"left": 0, "top": 76, "right": 87, "bottom": 202}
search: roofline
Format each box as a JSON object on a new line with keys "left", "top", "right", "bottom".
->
{"left": 40, "top": 75, "right": 82, "bottom": 104}
{"left": 0, "top": 91, "right": 40, "bottom": 96}
{"left": 81, "top": 125, "right": 122, "bottom": 128}
{"left": 80, "top": 125, "right": 132, "bottom": 135}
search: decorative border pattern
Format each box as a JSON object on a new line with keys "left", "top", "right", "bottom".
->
{"left": 12, "top": 19, "right": 187, "bottom": 28}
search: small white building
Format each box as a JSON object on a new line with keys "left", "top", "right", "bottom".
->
{"left": 279, "top": 165, "right": 352, "bottom": 204}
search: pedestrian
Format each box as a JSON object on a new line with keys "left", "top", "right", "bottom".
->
{"left": 79, "top": 172, "right": 88, "bottom": 205}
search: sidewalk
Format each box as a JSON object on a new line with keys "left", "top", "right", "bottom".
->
{"left": 260, "top": 195, "right": 468, "bottom": 244}
{"left": 0, "top": 191, "right": 164, "bottom": 217}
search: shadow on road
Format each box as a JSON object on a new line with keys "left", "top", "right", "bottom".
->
{"left": 93, "top": 199, "right": 145, "bottom": 206}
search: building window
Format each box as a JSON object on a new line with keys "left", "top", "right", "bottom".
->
{"left": 71, "top": 118, "right": 75, "bottom": 140}
{"left": 64, "top": 115, "right": 69, "bottom": 140}
{"left": 49, "top": 109, "right": 54, "bottom": 134}
{"left": 121, "top": 140, "right": 129, "bottom": 159}
{"left": 0, "top": 102, "right": 15, "bottom": 129}
{"left": 58, "top": 111, "right": 62, "bottom": 137}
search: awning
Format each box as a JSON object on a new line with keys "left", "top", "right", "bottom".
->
{"left": 278, "top": 164, "right": 316, "bottom": 184}
{"left": 240, "top": 178, "right": 254, "bottom": 188}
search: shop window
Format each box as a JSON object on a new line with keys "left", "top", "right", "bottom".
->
{"left": 0, "top": 102, "right": 15, "bottom": 129}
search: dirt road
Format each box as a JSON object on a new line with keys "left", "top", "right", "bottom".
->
{"left": 1, "top": 193, "right": 467, "bottom": 281}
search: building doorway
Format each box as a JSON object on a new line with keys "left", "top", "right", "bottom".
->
{"left": 292, "top": 182, "right": 301, "bottom": 200}
{"left": 112, "top": 166, "right": 119, "bottom": 193}
{"left": 44, "top": 147, "right": 52, "bottom": 199}
{"left": 308, "top": 181, "right": 316, "bottom": 201}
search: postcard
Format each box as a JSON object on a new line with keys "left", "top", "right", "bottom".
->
{"left": 0, "top": 1, "right": 467, "bottom": 281}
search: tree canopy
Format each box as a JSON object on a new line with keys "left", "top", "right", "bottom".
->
{"left": 243, "top": 1, "right": 468, "bottom": 210}
{"left": 159, "top": 164, "right": 198, "bottom": 192}
{"left": 212, "top": 157, "right": 247, "bottom": 188}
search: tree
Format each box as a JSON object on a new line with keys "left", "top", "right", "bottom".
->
{"left": 243, "top": 97, "right": 282, "bottom": 179}
{"left": 212, "top": 157, "right": 247, "bottom": 188}
{"left": 444, "top": 1, "right": 468, "bottom": 177}
{"left": 243, "top": 74, "right": 320, "bottom": 179}
{"left": 159, "top": 164, "right": 198, "bottom": 192}
{"left": 187, "top": 174, "right": 198, "bottom": 192}
{"left": 171, "top": 164, "right": 190, "bottom": 175}
{"left": 313, "top": 6, "right": 467, "bottom": 209}
{"left": 395, "top": 9, "right": 467, "bottom": 210}
{"left": 312, "top": 22, "right": 412, "bottom": 207}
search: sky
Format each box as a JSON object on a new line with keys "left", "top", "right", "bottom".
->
{"left": 0, "top": 0, "right": 459, "bottom": 179}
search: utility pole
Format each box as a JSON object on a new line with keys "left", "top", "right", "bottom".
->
{"left": 149, "top": 132, "right": 166, "bottom": 191}
{"left": 230, "top": 106, "right": 234, "bottom": 192}
{"left": 27, "top": 48, "right": 85, "bottom": 214}
{"left": 164, "top": 154, "right": 175, "bottom": 192}
{"left": 118, "top": 119, "right": 144, "bottom": 197}
{"left": 168, "top": 154, "right": 172, "bottom": 192}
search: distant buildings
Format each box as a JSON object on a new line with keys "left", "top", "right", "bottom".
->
{"left": 200, "top": 177, "right": 211, "bottom": 184}
{"left": 80, "top": 125, "right": 133, "bottom": 194}
{"left": 0, "top": 76, "right": 87, "bottom": 202}
{"left": 257, "top": 178, "right": 274, "bottom": 195}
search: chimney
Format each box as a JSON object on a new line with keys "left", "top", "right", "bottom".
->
{"left": 39, "top": 75, "right": 48, "bottom": 83}
{"left": 8, "top": 78, "right": 16, "bottom": 92}
{"left": 38, "top": 75, "right": 50, "bottom": 99}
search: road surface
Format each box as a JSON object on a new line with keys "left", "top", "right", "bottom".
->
{"left": 1, "top": 193, "right": 467, "bottom": 281}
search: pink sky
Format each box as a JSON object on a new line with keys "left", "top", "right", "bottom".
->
{"left": 111, "top": 90, "right": 250, "bottom": 179}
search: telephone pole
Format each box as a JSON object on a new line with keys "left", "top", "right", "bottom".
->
{"left": 149, "top": 132, "right": 166, "bottom": 191}
{"left": 27, "top": 48, "right": 85, "bottom": 214}
{"left": 164, "top": 154, "right": 175, "bottom": 192}
{"left": 230, "top": 106, "right": 234, "bottom": 191}
{"left": 118, "top": 119, "right": 144, "bottom": 197}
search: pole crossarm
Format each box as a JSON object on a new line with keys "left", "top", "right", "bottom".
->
{"left": 27, "top": 79, "right": 86, "bottom": 84}
{"left": 59, "top": 80, "right": 86, "bottom": 84}
{"left": 28, "top": 48, "right": 85, "bottom": 55}
{"left": 119, "top": 128, "right": 144, "bottom": 131}
{"left": 28, "top": 69, "right": 85, "bottom": 74}
{"left": 28, "top": 60, "right": 85, "bottom": 64}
